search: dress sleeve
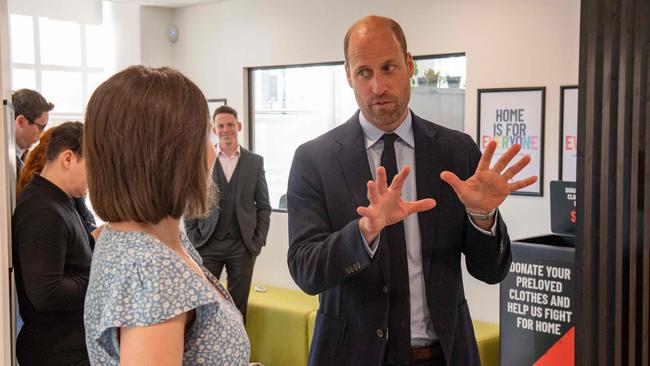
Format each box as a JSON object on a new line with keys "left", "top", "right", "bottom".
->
{"left": 90, "top": 251, "right": 220, "bottom": 358}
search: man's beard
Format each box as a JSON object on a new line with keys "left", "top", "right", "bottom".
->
{"left": 358, "top": 84, "right": 411, "bottom": 129}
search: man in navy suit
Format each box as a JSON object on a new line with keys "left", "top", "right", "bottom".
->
{"left": 287, "top": 15, "right": 536, "bottom": 366}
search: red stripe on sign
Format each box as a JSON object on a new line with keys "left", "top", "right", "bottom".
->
{"left": 533, "top": 326, "right": 575, "bottom": 366}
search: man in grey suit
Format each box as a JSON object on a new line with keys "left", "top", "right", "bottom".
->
{"left": 185, "top": 105, "right": 271, "bottom": 322}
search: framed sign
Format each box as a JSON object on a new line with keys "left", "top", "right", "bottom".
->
{"left": 207, "top": 98, "right": 227, "bottom": 120}
{"left": 559, "top": 86, "right": 578, "bottom": 182}
{"left": 477, "top": 87, "right": 545, "bottom": 196}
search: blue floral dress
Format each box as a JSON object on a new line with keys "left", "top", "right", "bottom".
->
{"left": 84, "top": 227, "right": 250, "bottom": 365}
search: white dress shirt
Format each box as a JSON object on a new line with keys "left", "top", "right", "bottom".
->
{"left": 216, "top": 144, "right": 241, "bottom": 182}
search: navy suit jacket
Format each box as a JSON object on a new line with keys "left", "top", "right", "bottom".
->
{"left": 287, "top": 112, "right": 511, "bottom": 366}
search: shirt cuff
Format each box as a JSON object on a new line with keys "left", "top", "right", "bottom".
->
{"left": 468, "top": 210, "right": 498, "bottom": 236}
{"left": 359, "top": 228, "right": 380, "bottom": 258}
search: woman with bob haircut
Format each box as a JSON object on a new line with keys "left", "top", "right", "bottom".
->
{"left": 83, "top": 65, "right": 251, "bottom": 365}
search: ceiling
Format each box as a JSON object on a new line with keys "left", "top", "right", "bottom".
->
{"left": 109, "top": 0, "right": 228, "bottom": 8}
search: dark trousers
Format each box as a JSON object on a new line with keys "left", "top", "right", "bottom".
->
{"left": 198, "top": 235, "right": 256, "bottom": 323}
{"left": 16, "top": 320, "right": 89, "bottom": 366}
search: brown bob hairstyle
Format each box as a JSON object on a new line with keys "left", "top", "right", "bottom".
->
{"left": 84, "top": 66, "right": 214, "bottom": 224}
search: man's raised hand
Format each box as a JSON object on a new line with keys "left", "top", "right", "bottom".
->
{"left": 357, "top": 165, "right": 436, "bottom": 242}
{"left": 440, "top": 140, "right": 538, "bottom": 215}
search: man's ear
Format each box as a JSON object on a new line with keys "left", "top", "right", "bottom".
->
{"left": 237, "top": 122, "right": 242, "bottom": 132}
{"left": 15, "top": 115, "right": 28, "bottom": 128}
{"left": 406, "top": 52, "right": 414, "bottom": 78}
{"left": 60, "top": 150, "right": 74, "bottom": 168}
{"left": 345, "top": 63, "right": 353, "bottom": 88}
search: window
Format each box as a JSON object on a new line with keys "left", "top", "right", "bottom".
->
{"left": 9, "top": 14, "right": 109, "bottom": 225}
{"left": 249, "top": 54, "right": 466, "bottom": 211}
{"left": 9, "top": 14, "right": 107, "bottom": 125}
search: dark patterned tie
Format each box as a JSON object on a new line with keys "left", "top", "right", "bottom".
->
{"left": 381, "top": 133, "right": 411, "bottom": 363}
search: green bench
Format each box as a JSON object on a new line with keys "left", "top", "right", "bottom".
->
{"left": 246, "top": 284, "right": 499, "bottom": 366}
{"left": 473, "top": 320, "right": 500, "bottom": 366}
{"left": 246, "top": 285, "right": 319, "bottom": 365}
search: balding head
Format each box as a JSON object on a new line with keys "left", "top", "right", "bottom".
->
{"left": 344, "top": 15, "right": 408, "bottom": 63}
{"left": 343, "top": 15, "right": 414, "bottom": 132}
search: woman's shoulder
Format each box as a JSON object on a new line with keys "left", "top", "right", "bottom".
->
{"left": 88, "top": 227, "right": 184, "bottom": 296}
{"left": 86, "top": 227, "right": 220, "bottom": 329}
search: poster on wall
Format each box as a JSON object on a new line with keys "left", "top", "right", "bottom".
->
{"left": 500, "top": 242, "right": 575, "bottom": 366}
{"left": 477, "top": 87, "right": 545, "bottom": 196}
{"left": 207, "top": 98, "right": 227, "bottom": 120}
{"left": 559, "top": 86, "right": 578, "bottom": 182}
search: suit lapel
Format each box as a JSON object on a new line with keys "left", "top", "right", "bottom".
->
{"left": 334, "top": 114, "right": 373, "bottom": 208}
{"left": 412, "top": 114, "right": 442, "bottom": 279}
{"left": 236, "top": 148, "right": 250, "bottom": 201}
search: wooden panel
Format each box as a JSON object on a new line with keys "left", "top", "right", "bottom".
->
{"left": 576, "top": 0, "right": 601, "bottom": 365}
{"left": 640, "top": 1, "right": 650, "bottom": 363}
{"left": 615, "top": 0, "right": 634, "bottom": 364}
{"left": 577, "top": 0, "right": 649, "bottom": 364}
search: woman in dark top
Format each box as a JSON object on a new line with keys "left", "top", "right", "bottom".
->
{"left": 18, "top": 125, "right": 98, "bottom": 241}
{"left": 12, "top": 122, "right": 92, "bottom": 366}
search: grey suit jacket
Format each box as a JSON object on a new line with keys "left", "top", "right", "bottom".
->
{"left": 184, "top": 147, "right": 271, "bottom": 255}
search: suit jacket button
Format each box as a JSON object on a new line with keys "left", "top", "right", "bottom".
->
{"left": 376, "top": 329, "right": 384, "bottom": 338}
{"left": 382, "top": 286, "right": 388, "bottom": 294}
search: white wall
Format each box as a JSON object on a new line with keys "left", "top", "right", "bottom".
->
{"left": 7, "top": 0, "right": 102, "bottom": 24}
{"left": 103, "top": 1, "right": 142, "bottom": 74}
{"left": 140, "top": 6, "right": 174, "bottom": 67}
{"left": 167, "top": 0, "right": 580, "bottom": 323}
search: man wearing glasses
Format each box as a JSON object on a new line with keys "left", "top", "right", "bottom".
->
{"left": 12, "top": 88, "right": 54, "bottom": 178}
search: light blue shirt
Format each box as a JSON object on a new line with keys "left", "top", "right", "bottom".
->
{"left": 357, "top": 110, "right": 496, "bottom": 345}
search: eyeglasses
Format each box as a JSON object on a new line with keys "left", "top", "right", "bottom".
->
{"left": 27, "top": 118, "right": 47, "bottom": 132}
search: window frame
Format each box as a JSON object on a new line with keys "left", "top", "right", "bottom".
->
{"left": 247, "top": 60, "right": 344, "bottom": 153}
